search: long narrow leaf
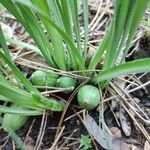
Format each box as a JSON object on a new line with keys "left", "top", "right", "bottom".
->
{"left": 59, "top": 0, "right": 74, "bottom": 41}
{"left": 69, "top": 0, "right": 82, "bottom": 52}
{"left": 0, "top": 26, "right": 11, "bottom": 60}
{"left": 0, "top": 72, "right": 64, "bottom": 111}
{"left": 88, "top": 32, "right": 109, "bottom": 70}
{"left": 0, "top": 51, "right": 39, "bottom": 93}
{"left": 6, "top": 38, "right": 42, "bottom": 55}
{"left": 0, "top": 76, "right": 39, "bottom": 109}
{"left": 57, "top": 0, "right": 79, "bottom": 69}
{"left": 0, "top": 0, "right": 56, "bottom": 68}
{"left": 93, "top": 58, "right": 150, "bottom": 83}
{"left": 0, "top": 24, "right": 39, "bottom": 93}
{"left": 121, "top": 0, "right": 150, "bottom": 62}
{"left": 82, "top": 0, "right": 89, "bottom": 59}
{"left": 16, "top": 2, "right": 57, "bottom": 67}
{"left": 0, "top": 25, "right": 64, "bottom": 111}
{"left": 109, "top": 0, "right": 130, "bottom": 65}
{"left": 1, "top": 0, "right": 85, "bottom": 70}
{"left": 47, "top": 0, "right": 64, "bottom": 28}
{"left": 31, "top": 0, "right": 67, "bottom": 70}
{"left": 102, "top": 0, "right": 120, "bottom": 70}
{"left": 0, "top": 105, "right": 43, "bottom": 116}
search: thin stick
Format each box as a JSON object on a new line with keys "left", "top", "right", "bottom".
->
{"left": 34, "top": 110, "right": 47, "bottom": 150}
{"left": 49, "top": 126, "right": 65, "bottom": 150}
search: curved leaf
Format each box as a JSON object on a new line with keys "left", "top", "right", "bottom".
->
{"left": 0, "top": 105, "right": 43, "bottom": 116}
{"left": 93, "top": 58, "right": 150, "bottom": 83}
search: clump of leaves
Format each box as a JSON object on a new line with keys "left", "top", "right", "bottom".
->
{"left": 80, "top": 134, "right": 92, "bottom": 150}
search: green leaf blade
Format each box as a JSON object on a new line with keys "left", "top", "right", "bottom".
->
{"left": 93, "top": 58, "right": 150, "bottom": 83}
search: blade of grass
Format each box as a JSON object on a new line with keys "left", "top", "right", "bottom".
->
{"left": 31, "top": 0, "right": 67, "bottom": 70}
{"left": 113, "top": 1, "right": 136, "bottom": 64}
{"left": 0, "top": 95, "right": 9, "bottom": 101}
{"left": 0, "top": 51, "right": 39, "bottom": 93}
{"left": 121, "top": 0, "right": 150, "bottom": 62}
{"left": 6, "top": 38, "right": 42, "bottom": 55}
{"left": 0, "top": 105, "right": 43, "bottom": 116}
{"left": 0, "top": 75, "right": 64, "bottom": 111}
{"left": 0, "top": 0, "right": 25, "bottom": 24}
{"left": 0, "top": 0, "right": 56, "bottom": 68}
{"left": 31, "top": 91, "right": 64, "bottom": 111}
{"left": 0, "top": 76, "right": 40, "bottom": 109}
{"left": 93, "top": 58, "right": 150, "bottom": 83}
{"left": 58, "top": 0, "right": 74, "bottom": 41}
{"left": 47, "top": 0, "right": 64, "bottom": 28}
{"left": 82, "top": 0, "right": 89, "bottom": 59}
{"left": 16, "top": 2, "right": 57, "bottom": 68}
{"left": 102, "top": 0, "right": 149, "bottom": 66}
{"left": 69, "top": 0, "right": 82, "bottom": 53}
{"left": 102, "top": 0, "right": 123, "bottom": 70}
{"left": 57, "top": 0, "right": 78, "bottom": 69}
{"left": 94, "top": 0, "right": 149, "bottom": 87}
{"left": 8, "top": 130, "right": 26, "bottom": 150}
{"left": 88, "top": 0, "right": 121, "bottom": 70}
{"left": 0, "top": 58, "right": 10, "bottom": 77}
{"left": 0, "top": 26, "right": 39, "bottom": 93}
{"left": 58, "top": 0, "right": 86, "bottom": 70}
{"left": 107, "top": 0, "right": 130, "bottom": 66}
{"left": 47, "top": 0, "right": 71, "bottom": 70}
{"left": 88, "top": 0, "right": 129, "bottom": 70}
{"left": 0, "top": 26, "right": 11, "bottom": 60}
{"left": 35, "top": 8, "right": 85, "bottom": 70}
{"left": 1, "top": 0, "right": 85, "bottom": 71}
{"left": 88, "top": 31, "right": 109, "bottom": 70}
{"left": 0, "top": 18, "right": 64, "bottom": 111}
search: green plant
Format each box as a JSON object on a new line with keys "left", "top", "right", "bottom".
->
{"left": 0, "top": 0, "right": 150, "bottom": 149}
{"left": 0, "top": 24, "right": 64, "bottom": 149}
{"left": 77, "top": 85, "right": 100, "bottom": 110}
{"left": 80, "top": 134, "right": 92, "bottom": 150}
{"left": 2, "top": 104, "right": 29, "bottom": 132}
{"left": 31, "top": 70, "right": 59, "bottom": 86}
{"left": 57, "top": 76, "right": 76, "bottom": 89}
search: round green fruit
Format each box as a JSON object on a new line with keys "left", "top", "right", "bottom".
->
{"left": 31, "top": 70, "right": 59, "bottom": 86}
{"left": 3, "top": 104, "right": 28, "bottom": 132}
{"left": 77, "top": 85, "right": 100, "bottom": 110}
{"left": 57, "top": 76, "right": 76, "bottom": 90}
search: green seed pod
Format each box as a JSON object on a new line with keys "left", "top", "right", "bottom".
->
{"left": 77, "top": 85, "right": 100, "bottom": 110}
{"left": 31, "top": 70, "right": 59, "bottom": 86}
{"left": 57, "top": 76, "right": 76, "bottom": 88}
{"left": 3, "top": 104, "right": 28, "bottom": 132}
